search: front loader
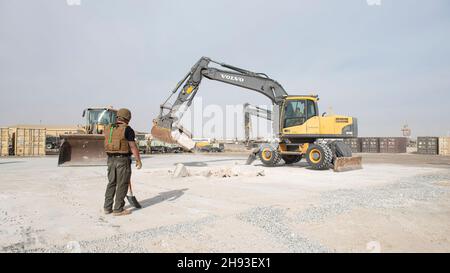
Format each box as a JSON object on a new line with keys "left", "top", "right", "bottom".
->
{"left": 58, "top": 107, "right": 117, "bottom": 166}
{"left": 151, "top": 57, "right": 362, "bottom": 172}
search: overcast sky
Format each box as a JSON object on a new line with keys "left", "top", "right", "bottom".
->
{"left": 1, "top": 0, "right": 449, "bottom": 138}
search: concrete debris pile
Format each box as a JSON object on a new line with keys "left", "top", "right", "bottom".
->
{"left": 171, "top": 163, "right": 265, "bottom": 178}
{"left": 173, "top": 163, "right": 190, "bottom": 178}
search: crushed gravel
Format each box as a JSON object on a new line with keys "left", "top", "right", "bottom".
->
{"left": 297, "top": 171, "right": 450, "bottom": 223}
{"left": 20, "top": 216, "right": 218, "bottom": 253}
{"left": 237, "top": 207, "right": 330, "bottom": 253}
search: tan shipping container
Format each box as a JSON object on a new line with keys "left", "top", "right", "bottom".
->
{"left": 0, "top": 128, "right": 9, "bottom": 156}
{"left": 14, "top": 128, "right": 46, "bottom": 156}
{"left": 439, "top": 137, "right": 450, "bottom": 156}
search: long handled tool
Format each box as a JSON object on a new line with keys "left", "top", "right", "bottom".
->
{"left": 126, "top": 180, "right": 141, "bottom": 208}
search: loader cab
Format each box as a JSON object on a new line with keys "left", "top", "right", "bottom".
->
{"left": 281, "top": 96, "right": 319, "bottom": 132}
{"left": 82, "top": 108, "right": 117, "bottom": 134}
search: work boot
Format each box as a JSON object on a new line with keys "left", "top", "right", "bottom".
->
{"left": 112, "top": 210, "right": 131, "bottom": 216}
{"left": 104, "top": 209, "right": 113, "bottom": 215}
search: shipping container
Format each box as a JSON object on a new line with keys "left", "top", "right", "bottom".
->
{"left": 360, "top": 137, "right": 379, "bottom": 153}
{"left": 343, "top": 138, "right": 361, "bottom": 153}
{"left": 0, "top": 128, "right": 9, "bottom": 156}
{"left": 439, "top": 137, "right": 450, "bottom": 156}
{"left": 379, "top": 137, "right": 407, "bottom": 153}
{"left": 417, "top": 137, "right": 439, "bottom": 155}
{"left": 13, "top": 128, "right": 46, "bottom": 156}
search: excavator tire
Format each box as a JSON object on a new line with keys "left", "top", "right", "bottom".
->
{"left": 306, "top": 143, "right": 333, "bottom": 170}
{"left": 282, "top": 154, "right": 302, "bottom": 164}
{"left": 327, "top": 140, "right": 353, "bottom": 165}
{"left": 259, "top": 144, "right": 282, "bottom": 167}
{"left": 333, "top": 141, "right": 352, "bottom": 157}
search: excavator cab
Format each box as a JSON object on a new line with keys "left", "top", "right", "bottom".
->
{"left": 282, "top": 97, "right": 317, "bottom": 130}
{"left": 280, "top": 96, "right": 357, "bottom": 138}
{"left": 58, "top": 107, "right": 117, "bottom": 166}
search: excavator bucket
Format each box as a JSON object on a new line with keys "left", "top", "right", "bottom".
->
{"left": 58, "top": 134, "right": 107, "bottom": 166}
{"left": 151, "top": 125, "right": 177, "bottom": 144}
{"left": 333, "top": 156, "right": 363, "bottom": 172}
{"left": 151, "top": 120, "right": 196, "bottom": 151}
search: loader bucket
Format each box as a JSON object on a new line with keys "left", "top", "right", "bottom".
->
{"left": 333, "top": 156, "right": 363, "bottom": 172}
{"left": 58, "top": 134, "right": 107, "bottom": 166}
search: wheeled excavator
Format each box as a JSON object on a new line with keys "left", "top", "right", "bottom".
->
{"left": 152, "top": 57, "right": 362, "bottom": 171}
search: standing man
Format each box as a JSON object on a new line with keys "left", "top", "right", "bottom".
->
{"left": 103, "top": 108, "right": 142, "bottom": 216}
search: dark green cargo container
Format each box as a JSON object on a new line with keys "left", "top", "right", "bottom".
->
{"left": 360, "top": 137, "right": 379, "bottom": 153}
{"left": 379, "top": 137, "right": 407, "bottom": 153}
{"left": 343, "top": 138, "right": 361, "bottom": 153}
{"left": 417, "top": 137, "right": 439, "bottom": 155}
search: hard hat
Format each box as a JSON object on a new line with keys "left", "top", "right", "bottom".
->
{"left": 117, "top": 108, "right": 132, "bottom": 121}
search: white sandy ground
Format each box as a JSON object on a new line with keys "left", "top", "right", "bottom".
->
{"left": 0, "top": 153, "right": 449, "bottom": 252}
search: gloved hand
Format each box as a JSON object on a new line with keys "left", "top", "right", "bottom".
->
{"left": 135, "top": 159, "right": 142, "bottom": 169}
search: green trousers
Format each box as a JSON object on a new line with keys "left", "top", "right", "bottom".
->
{"left": 104, "top": 156, "right": 131, "bottom": 212}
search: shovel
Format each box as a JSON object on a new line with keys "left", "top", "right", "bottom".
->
{"left": 126, "top": 180, "right": 142, "bottom": 209}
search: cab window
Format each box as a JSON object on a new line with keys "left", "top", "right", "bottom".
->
{"left": 284, "top": 100, "right": 306, "bottom": 127}
{"left": 307, "top": 99, "right": 317, "bottom": 118}
{"left": 284, "top": 99, "right": 318, "bottom": 128}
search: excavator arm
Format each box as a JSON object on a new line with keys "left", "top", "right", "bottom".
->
{"left": 152, "top": 57, "right": 288, "bottom": 150}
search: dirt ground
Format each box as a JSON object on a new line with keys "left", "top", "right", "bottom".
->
{"left": 0, "top": 152, "right": 449, "bottom": 253}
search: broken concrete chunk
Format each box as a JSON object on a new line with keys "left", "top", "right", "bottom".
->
{"left": 173, "top": 163, "right": 189, "bottom": 178}
{"left": 172, "top": 164, "right": 265, "bottom": 179}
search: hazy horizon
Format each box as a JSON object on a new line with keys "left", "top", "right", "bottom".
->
{"left": 1, "top": 0, "right": 450, "bottom": 138}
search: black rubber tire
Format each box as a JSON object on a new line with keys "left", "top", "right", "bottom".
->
{"left": 259, "top": 144, "right": 282, "bottom": 166}
{"left": 306, "top": 143, "right": 333, "bottom": 170}
{"left": 282, "top": 154, "right": 302, "bottom": 164}
{"left": 334, "top": 141, "right": 352, "bottom": 157}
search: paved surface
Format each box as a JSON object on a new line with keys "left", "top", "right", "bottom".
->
{"left": 0, "top": 153, "right": 449, "bottom": 252}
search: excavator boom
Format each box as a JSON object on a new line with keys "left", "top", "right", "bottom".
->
{"left": 151, "top": 56, "right": 287, "bottom": 149}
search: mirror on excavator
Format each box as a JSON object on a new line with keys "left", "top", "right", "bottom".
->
{"left": 58, "top": 107, "right": 117, "bottom": 166}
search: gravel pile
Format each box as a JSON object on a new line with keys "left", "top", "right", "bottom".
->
{"left": 21, "top": 215, "right": 218, "bottom": 253}
{"left": 297, "top": 170, "right": 450, "bottom": 223}
{"left": 237, "top": 207, "right": 329, "bottom": 253}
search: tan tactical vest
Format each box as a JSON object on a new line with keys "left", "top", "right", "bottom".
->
{"left": 104, "top": 124, "right": 131, "bottom": 154}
